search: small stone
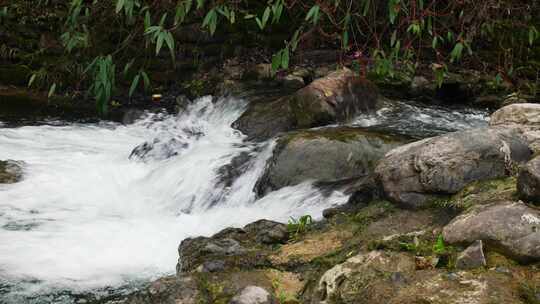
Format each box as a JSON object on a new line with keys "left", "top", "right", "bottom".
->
{"left": 390, "top": 272, "right": 406, "bottom": 285}
{"left": 518, "top": 156, "right": 540, "bottom": 205}
{"left": 415, "top": 256, "right": 439, "bottom": 270}
{"left": 456, "top": 240, "right": 486, "bottom": 270}
{"left": 495, "top": 266, "right": 511, "bottom": 274}
{"left": 229, "top": 286, "right": 272, "bottom": 304}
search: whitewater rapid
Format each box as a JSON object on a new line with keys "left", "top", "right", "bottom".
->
{"left": 0, "top": 95, "right": 490, "bottom": 302}
{"left": 0, "top": 96, "right": 348, "bottom": 302}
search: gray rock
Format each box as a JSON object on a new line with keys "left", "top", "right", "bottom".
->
{"left": 456, "top": 240, "right": 486, "bottom": 270}
{"left": 375, "top": 127, "right": 532, "bottom": 208}
{"left": 243, "top": 219, "right": 288, "bottom": 244}
{"left": 518, "top": 156, "right": 540, "bottom": 205}
{"left": 490, "top": 103, "right": 540, "bottom": 153}
{"left": 229, "top": 286, "right": 272, "bottom": 304}
{"left": 490, "top": 103, "right": 540, "bottom": 126}
{"left": 233, "top": 69, "right": 378, "bottom": 141}
{"left": 280, "top": 74, "right": 305, "bottom": 90}
{"left": 0, "top": 160, "right": 23, "bottom": 184}
{"left": 317, "top": 251, "right": 415, "bottom": 304}
{"left": 256, "top": 127, "right": 403, "bottom": 195}
{"left": 442, "top": 201, "right": 540, "bottom": 263}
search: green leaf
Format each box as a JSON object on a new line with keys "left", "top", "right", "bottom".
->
{"left": 164, "top": 32, "right": 175, "bottom": 60}
{"left": 342, "top": 30, "right": 349, "bottom": 49}
{"left": 141, "top": 71, "right": 150, "bottom": 90}
{"left": 262, "top": 6, "right": 270, "bottom": 28}
{"left": 129, "top": 74, "right": 140, "bottom": 97}
{"left": 48, "top": 83, "right": 57, "bottom": 98}
{"left": 450, "top": 42, "right": 464, "bottom": 62}
{"left": 291, "top": 29, "right": 301, "bottom": 51}
{"left": 390, "top": 30, "right": 397, "bottom": 47}
{"left": 196, "top": 0, "right": 204, "bottom": 9}
{"left": 305, "top": 5, "right": 320, "bottom": 24}
{"left": 271, "top": 51, "right": 282, "bottom": 71}
{"left": 28, "top": 74, "right": 37, "bottom": 88}
{"left": 156, "top": 32, "right": 165, "bottom": 55}
{"left": 281, "top": 47, "right": 289, "bottom": 69}
{"left": 115, "top": 0, "right": 125, "bottom": 14}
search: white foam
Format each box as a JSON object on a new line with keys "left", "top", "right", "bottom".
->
{"left": 0, "top": 96, "right": 347, "bottom": 297}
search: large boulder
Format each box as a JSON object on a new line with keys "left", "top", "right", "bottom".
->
{"left": 255, "top": 127, "right": 404, "bottom": 195}
{"left": 490, "top": 103, "right": 540, "bottom": 153}
{"left": 518, "top": 156, "right": 540, "bottom": 204}
{"left": 442, "top": 201, "right": 540, "bottom": 263}
{"left": 233, "top": 69, "right": 378, "bottom": 141}
{"left": 374, "top": 127, "right": 532, "bottom": 208}
{"left": 177, "top": 220, "right": 288, "bottom": 274}
{"left": 0, "top": 160, "right": 23, "bottom": 184}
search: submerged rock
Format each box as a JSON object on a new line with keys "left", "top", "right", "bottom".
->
{"left": 443, "top": 201, "right": 540, "bottom": 263}
{"left": 255, "top": 127, "right": 403, "bottom": 195}
{"left": 0, "top": 160, "right": 23, "bottom": 184}
{"left": 375, "top": 127, "right": 531, "bottom": 208}
{"left": 518, "top": 156, "right": 540, "bottom": 204}
{"left": 455, "top": 240, "right": 487, "bottom": 270}
{"left": 233, "top": 69, "right": 378, "bottom": 141}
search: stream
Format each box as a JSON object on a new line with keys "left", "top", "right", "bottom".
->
{"left": 0, "top": 96, "right": 489, "bottom": 303}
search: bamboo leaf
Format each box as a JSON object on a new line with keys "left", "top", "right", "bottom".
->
{"left": 129, "top": 74, "right": 140, "bottom": 97}
{"left": 115, "top": 0, "right": 125, "bottom": 14}
{"left": 281, "top": 47, "right": 289, "bottom": 69}
{"left": 141, "top": 71, "right": 150, "bottom": 90}
{"left": 48, "top": 83, "right": 57, "bottom": 98}
{"left": 28, "top": 74, "right": 36, "bottom": 88}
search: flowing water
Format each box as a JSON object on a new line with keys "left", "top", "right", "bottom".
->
{"left": 0, "top": 96, "right": 490, "bottom": 303}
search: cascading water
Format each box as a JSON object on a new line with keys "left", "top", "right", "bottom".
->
{"left": 0, "top": 96, "right": 348, "bottom": 303}
{"left": 0, "top": 95, "right": 490, "bottom": 303}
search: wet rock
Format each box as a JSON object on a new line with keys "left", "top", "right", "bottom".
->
{"left": 375, "top": 127, "right": 532, "bottom": 208}
{"left": 280, "top": 74, "right": 305, "bottom": 90}
{"left": 229, "top": 286, "right": 273, "bottom": 304}
{"left": 442, "top": 201, "right": 540, "bottom": 263}
{"left": 322, "top": 176, "right": 377, "bottom": 218}
{"left": 129, "top": 138, "right": 187, "bottom": 161}
{"left": 0, "top": 160, "right": 23, "bottom": 184}
{"left": 456, "top": 240, "right": 487, "bottom": 270}
{"left": 518, "top": 156, "right": 540, "bottom": 204}
{"left": 243, "top": 219, "right": 288, "bottom": 245}
{"left": 177, "top": 220, "right": 287, "bottom": 273}
{"left": 233, "top": 69, "right": 378, "bottom": 141}
{"left": 216, "top": 151, "right": 253, "bottom": 188}
{"left": 317, "top": 251, "right": 415, "bottom": 304}
{"left": 256, "top": 128, "right": 403, "bottom": 195}
{"left": 123, "top": 275, "right": 200, "bottom": 304}
{"left": 490, "top": 103, "right": 540, "bottom": 153}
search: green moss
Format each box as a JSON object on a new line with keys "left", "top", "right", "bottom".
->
{"left": 519, "top": 282, "right": 540, "bottom": 304}
{"left": 195, "top": 274, "right": 232, "bottom": 304}
{"left": 430, "top": 177, "right": 517, "bottom": 211}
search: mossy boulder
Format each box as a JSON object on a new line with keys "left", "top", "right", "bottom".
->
{"left": 255, "top": 127, "right": 405, "bottom": 195}
{"left": 177, "top": 220, "right": 288, "bottom": 274}
{"left": 233, "top": 69, "right": 378, "bottom": 141}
